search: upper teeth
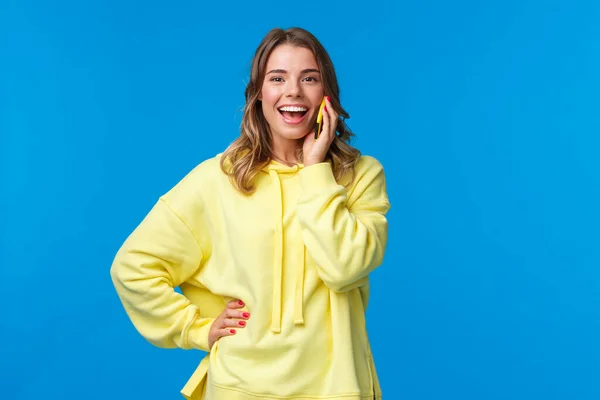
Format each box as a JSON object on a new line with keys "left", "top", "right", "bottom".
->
{"left": 279, "top": 106, "right": 307, "bottom": 112}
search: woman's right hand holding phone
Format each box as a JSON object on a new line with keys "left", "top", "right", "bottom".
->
{"left": 208, "top": 299, "right": 250, "bottom": 349}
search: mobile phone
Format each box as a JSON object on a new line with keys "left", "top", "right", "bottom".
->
{"left": 313, "top": 97, "right": 327, "bottom": 140}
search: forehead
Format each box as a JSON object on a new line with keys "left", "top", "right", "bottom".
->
{"left": 265, "top": 44, "right": 318, "bottom": 70}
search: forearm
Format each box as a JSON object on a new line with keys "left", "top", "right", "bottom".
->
{"left": 110, "top": 199, "right": 213, "bottom": 351}
{"left": 297, "top": 162, "right": 390, "bottom": 292}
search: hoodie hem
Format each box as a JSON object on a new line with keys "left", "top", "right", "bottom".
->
{"left": 209, "top": 382, "right": 381, "bottom": 400}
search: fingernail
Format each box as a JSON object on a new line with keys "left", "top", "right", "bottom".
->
{"left": 239, "top": 321, "right": 246, "bottom": 326}
{"left": 242, "top": 312, "right": 250, "bottom": 318}
{"left": 324, "top": 106, "right": 327, "bottom": 112}
{"left": 326, "top": 96, "right": 331, "bottom": 101}
{"left": 238, "top": 300, "right": 244, "bottom": 306}
{"left": 230, "top": 329, "right": 236, "bottom": 334}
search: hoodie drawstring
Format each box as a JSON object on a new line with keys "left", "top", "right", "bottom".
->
{"left": 268, "top": 168, "right": 305, "bottom": 333}
{"left": 269, "top": 169, "right": 284, "bottom": 333}
{"left": 294, "top": 246, "right": 305, "bottom": 325}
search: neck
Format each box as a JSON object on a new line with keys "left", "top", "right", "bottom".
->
{"left": 270, "top": 137, "right": 302, "bottom": 166}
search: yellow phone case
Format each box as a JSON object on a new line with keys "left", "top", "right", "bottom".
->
{"left": 314, "top": 97, "right": 327, "bottom": 140}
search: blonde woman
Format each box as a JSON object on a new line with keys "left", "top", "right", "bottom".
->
{"left": 110, "top": 27, "right": 390, "bottom": 400}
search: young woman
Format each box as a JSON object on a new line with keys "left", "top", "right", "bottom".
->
{"left": 110, "top": 27, "right": 390, "bottom": 400}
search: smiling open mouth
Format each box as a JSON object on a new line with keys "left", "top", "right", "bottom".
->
{"left": 278, "top": 106, "right": 308, "bottom": 124}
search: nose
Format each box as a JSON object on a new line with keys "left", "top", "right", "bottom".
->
{"left": 285, "top": 79, "right": 303, "bottom": 97}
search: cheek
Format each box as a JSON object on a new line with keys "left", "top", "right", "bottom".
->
{"left": 307, "top": 87, "right": 325, "bottom": 106}
{"left": 315, "top": 87, "right": 325, "bottom": 100}
{"left": 260, "top": 86, "right": 279, "bottom": 107}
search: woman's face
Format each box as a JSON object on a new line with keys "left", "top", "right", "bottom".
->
{"left": 260, "top": 44, "right": 325, "bottom": 143}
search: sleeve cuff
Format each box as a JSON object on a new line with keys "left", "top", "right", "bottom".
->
{"left": 187, "top": 317, "right": 215, "bottom": 352}
{"left": 298, "top": 162, "right": 339, "bottom": 193}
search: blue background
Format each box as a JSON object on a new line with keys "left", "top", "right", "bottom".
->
{"left": 1, "top": 1, "right": 599, "bottom": 399}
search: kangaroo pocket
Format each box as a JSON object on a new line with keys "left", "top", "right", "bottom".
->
{"left": 206, "top": 326, "right": 374, "bottom": 397}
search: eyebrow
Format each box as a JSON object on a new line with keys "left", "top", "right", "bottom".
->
{"left": 266, "top": 68, "right": 320, "bottom": 75}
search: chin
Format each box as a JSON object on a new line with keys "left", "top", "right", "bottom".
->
{"left": 275, "top": 127, "right": 310, "bottom": 140}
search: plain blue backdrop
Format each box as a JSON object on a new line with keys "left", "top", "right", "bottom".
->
{"left": 1, "top": 1, "right": 599, "bottom": 399}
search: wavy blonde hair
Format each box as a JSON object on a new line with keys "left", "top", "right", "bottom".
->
{"left": 220, "top": 27, "right": 361, "bottom": 195}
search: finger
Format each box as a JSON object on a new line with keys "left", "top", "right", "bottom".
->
{"left": 320, "top": 104, "right": 330, "bottom": 141}
{"left": 227, "top": 299, "right": 246, "bottom": 309}
{"left": 222, "top": 318, "right": 247, "bottom": 328}
{"left": 216, "top": 328, "right": 238, "bottom": 339}
{"left": 324, "top": 96, "right": 338, "bottom": 138}
{"left": 226, "top": 308, "right": 251, "bottom": 320}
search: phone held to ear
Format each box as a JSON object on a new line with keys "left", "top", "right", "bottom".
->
{"left": 313, "top": 97, "right": 327, "bottom": 140}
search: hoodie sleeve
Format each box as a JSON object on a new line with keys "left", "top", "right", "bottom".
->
{"left": 110, "top": 195, "right": 214, "bottom": 352}
{"left": 297, "top": 156, "right": 391, "bottom": 292}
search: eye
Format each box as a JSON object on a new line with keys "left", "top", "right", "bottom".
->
{"left": 303, "top": 76, "right": 319, "bottom": 82}
{"left": 270, "top": 77, "right": 283, "bottom": 82}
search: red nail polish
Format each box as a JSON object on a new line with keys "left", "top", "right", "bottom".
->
{"left": 326, "top": 96, "right": 331, "bottom": 101}
{"left": 230, "top": 329, "right": 236, "bottom": 334}
{"left": 239, "top": 321, "right": 246, "bottom": 326}
{"left": 242, "top": 312, "right": 250, "bottom": 318}
{"left": 324, "top": 106, "right": 327, "bottom": 112}
{"left": 238, "top": 300, "right": 244, "bottom": 306}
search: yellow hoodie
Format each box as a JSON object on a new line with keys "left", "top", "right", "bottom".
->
{"left": 110, "top": 153, "right": 390, "bottom": 400}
